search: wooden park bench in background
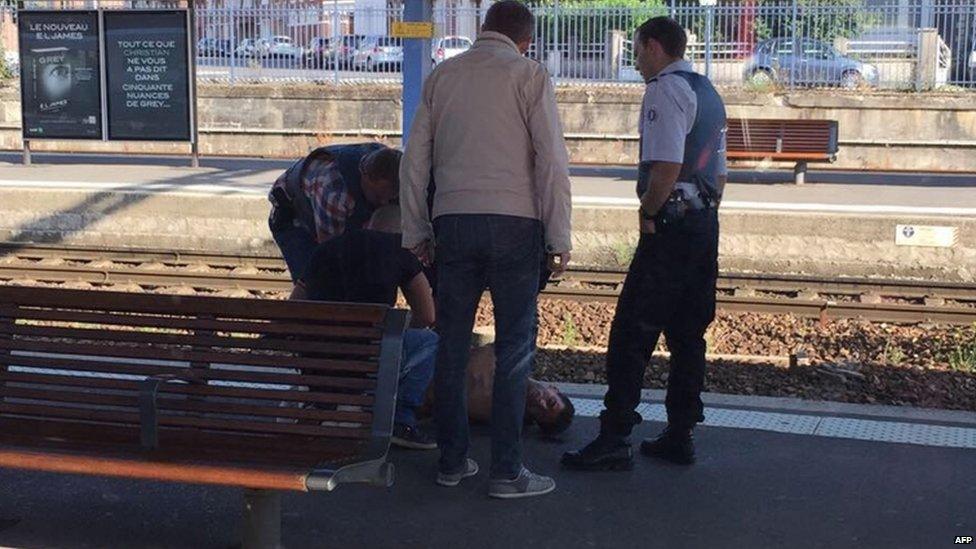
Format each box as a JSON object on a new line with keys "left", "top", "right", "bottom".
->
{"left": 726, "top": 118, "right": 840, "bottom": 184}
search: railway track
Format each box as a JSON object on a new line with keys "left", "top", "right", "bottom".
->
{"left": 1, "top": 243, "right": 975, "bottom": 325}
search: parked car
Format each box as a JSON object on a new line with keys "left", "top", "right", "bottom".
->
{"left": 969, "top": 36, "right": 976, "bottom": 83}
{"left": 235, "top": 38, "right": 271, "bottom": 59}
{"left": 2, "top": 50, "right": 18, "bottom": 77}
{"left": 197, "top": 38, "right": 232, "bottom": 57}
{"left": 432, "top": 35, "right": 472, "bottom": 65}
{"left": 354, "top": 36, "right": 403, "bottom": 71}
{"left": 303, "top": 37, "right": 334, "bottom": 69}
{"left": 268, "top": 36, "right": 302, "bottom": 59}
{"left": 332, "top": 34, "right": 366, "bottom": 69}
{"left": 743, "top": 37, "right": 879, "bottom": 89}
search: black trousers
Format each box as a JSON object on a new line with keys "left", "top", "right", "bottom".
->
{"left": 601, "top": 209, "right": 719, "bottom": 436}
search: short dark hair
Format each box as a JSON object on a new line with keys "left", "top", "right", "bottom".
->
{"left": 482, "top": 1, "right": 535, "bottom": 45}
{"left": 360, "top": 147, "right": 402, "bottom": 191}
{"left": 636, "top": 16, "right": 687, "bottom": 59}
{"left": 538, "top": 392, "right": 575, "bottom": 437}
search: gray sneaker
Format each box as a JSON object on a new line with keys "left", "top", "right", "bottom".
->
{"left": 436, "top": 458, "right": 479, "bottom": 487}
{"left": 488, "top": 467, "right": 556, "bottom": 499}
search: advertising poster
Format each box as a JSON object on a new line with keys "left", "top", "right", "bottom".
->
{"left": 104, "top": 11, "right": 191, "bottom": 141}
{"left": 18, "top": 11, "right": 103, "bottom": 140}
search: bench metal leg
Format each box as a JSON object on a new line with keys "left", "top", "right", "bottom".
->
{"left": 243, "top": 489, "right": 282, "bottom": 549}
{"left": 794, "top": 161, "right": 808, "bottom": 185}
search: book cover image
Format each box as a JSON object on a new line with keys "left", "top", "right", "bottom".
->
{"left": 19, "top": 11, "right": 102, "bottom": 139}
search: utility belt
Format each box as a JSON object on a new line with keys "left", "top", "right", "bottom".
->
{"left": 654, "top": 182, "right": 718, "bottom": 230}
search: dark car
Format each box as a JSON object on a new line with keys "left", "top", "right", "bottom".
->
{"left": 198, "top": 38, "right": 232, "bottom": 58}
{"left": 303, "top": 37, "right": 334, "bottom": 69}
{"left": 743, "top": 37, "right": 879, "bottom": 89}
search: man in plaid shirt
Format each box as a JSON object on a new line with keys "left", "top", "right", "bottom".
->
{"left": 269, "top": 143, "right": 402, "bottom": 281}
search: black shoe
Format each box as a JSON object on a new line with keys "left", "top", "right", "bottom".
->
{"left": 640, "top": 426, "right": 695, "bottom": 465}
{"left": 391, "top": 424, "right": 438, "bottom": 450}
{"left": 561, "top": 434, "right": 634, "bottom": 471}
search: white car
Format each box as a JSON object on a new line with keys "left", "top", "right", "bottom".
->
{"left": 354, "top": 37, "right": 403, "bottom": 71}
{"left": 3, "top": 50, "right": 18, "bottom": 76}
{"left": 268, "top": 36, "right": 302, "bottom": 59}
{"left": 235, "top": 38, "right": 271, "bottom": 58}
{"left": 969, "top": 38, "right": 975, "bottom": 81}
{"left": 432, "top": 36, "right": 472, "bottom": 65}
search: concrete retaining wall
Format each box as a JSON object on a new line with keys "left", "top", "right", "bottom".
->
{"left": 1, "top": 187, "right": 973, "bottom": 282}
{"left": 1, "top": 82, "right": 975, "bottom": 172}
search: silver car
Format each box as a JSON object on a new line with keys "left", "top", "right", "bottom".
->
{"left": 354, "top": 36, "right": 403, "bottom": 71}
{"left": 743, "top": 37, "right": 879, "bottom": 88}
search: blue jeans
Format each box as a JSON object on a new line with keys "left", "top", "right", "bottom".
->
{"left": 433, "top": 214, "right": 542, "bottom": 479}
{"left": 396, "top": 328, "right": 439, "bottom": 427}
{"left": 270, "top": 220, "right": 317, "bottom": 282}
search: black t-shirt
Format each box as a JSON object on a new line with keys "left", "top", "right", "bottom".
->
{"left": 301, "top": 230, "right": 423, "bottom": 306}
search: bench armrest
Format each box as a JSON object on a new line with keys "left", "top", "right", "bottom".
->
{"left": 305, "top": 308, "right": 410, "bottom": 491}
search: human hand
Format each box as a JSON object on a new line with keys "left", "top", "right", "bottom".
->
{"left": 547, "top": 252, "right": 571, "bottom": 276}
{"left": 639, "top": 209, "right": 656, "bottom": 235}
{"left": 410, "top": 240, "right": 435, "bottom": 266}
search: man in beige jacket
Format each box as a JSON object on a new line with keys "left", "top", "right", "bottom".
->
{"left": 400, "top": 0, "right": 572, "bottom": 499}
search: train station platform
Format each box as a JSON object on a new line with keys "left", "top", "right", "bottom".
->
{"left": 0, "top": 387, "right": 973, "bottom": 548}
{"left": 0, "top": 153, "right": 974, "bottom": 281}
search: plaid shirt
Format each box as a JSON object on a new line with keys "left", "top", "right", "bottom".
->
{"left": 272, "top": 155, "right": 355, "bottom": 243}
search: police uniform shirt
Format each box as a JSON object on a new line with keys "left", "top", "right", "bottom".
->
{"left": 640, "top": 59, "right": 728, "bottom": 176}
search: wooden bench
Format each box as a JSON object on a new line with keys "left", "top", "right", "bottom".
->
{"left": 726, "top": 118, "right": 839, "bottom": 184}
{"left": 0, "top": 286, "right": 408, "bottom": 549}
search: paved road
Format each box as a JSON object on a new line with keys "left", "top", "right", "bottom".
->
{"left": 2, "top": 152, "right": 975, "bottom": 213}
{"left": 0, "top": 410, "right": 972, "bottom": 548}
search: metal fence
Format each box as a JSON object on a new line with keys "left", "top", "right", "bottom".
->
{"left": 2, "top": 1, "right": 975, "bottom": 90}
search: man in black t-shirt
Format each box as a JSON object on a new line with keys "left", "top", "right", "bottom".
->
{"left": 292, "top": 206, "right": 438, "bottom": 450}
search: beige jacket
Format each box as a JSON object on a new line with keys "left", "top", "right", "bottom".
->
{"left": 399, "top": 31, "right": 573, "bottom": 253}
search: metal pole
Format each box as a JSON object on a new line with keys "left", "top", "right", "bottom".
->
{"left": 333, "top": 0, "right": 339, "bottom": 86}
{"left": 22, "top": 139, "right": 31, "bottom": 166}
{"left": 790, "top": 0, "right": 799, "bottom": 89}
{"left": 230, "top": 5, "right": 237, "bottom": 84}
{"left": 705, "top": 5, "right": 713, "bottom": 78}
{"left": 553, "top": 0, "right": 559, "bottom": 77}
{"left": 189, "top": 0, "right": 200, "bottom": 168}
{"left": 402, "top": 0, "right": 432, "bottom": 145}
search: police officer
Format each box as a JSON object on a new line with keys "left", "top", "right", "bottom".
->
{"left": 268, "top": 143, "right": 402, "bottom": 281}
{"left": 562, "top": 16, "right": 727, "bottom": 471}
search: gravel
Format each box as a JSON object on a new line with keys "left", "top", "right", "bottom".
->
{"left": 479, "top": 297, "right": 976, "bottom": 412}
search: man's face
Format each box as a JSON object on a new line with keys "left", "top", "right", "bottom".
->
{"left": 360, "top": 174, "right": 396, "bottom": 207}
{"left": 527, "top": 384, "right": 566, "bottom": 426}
{"left": 634, "top": 35, "right": 665, "bottom": 81}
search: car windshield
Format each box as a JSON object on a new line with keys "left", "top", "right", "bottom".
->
{"left": 444, "top": 38, "right": 470, "bottom": 49}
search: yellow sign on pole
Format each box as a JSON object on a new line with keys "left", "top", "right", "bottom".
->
{"left": 391, "top": 21, "right": 434, "bottom": 39}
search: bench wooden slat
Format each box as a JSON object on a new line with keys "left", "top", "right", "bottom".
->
{"left": 0, "top": 339, "right": 379, "bottom": 374}
{"left": 0, "top": 286, "right": 388, "bottom": 324}
{"left": 3, "top": 307, "right": 383, "bottom": 340}
{"left": 0, "top": 385, "right": 374, "bottom": 424}
{"left": 0, "top": 370, "right": 374, "bottom": 407}
{"left": 0, "top": 416, "right": 362, "bottom": 462}
{"left": 0, "top": 402, "right": 371, "bottom": 439}
{"left": 0, "top": 324, "right": 381, "bottom": 358}
{"left": 3, "top": 355, "right": 376, "bottom": 391}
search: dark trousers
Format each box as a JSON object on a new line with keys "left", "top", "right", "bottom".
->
{"left": 601, "top": 209, "right": 720, "bottom": 437}
{"left": 269, "top": 219, "right": 317, "bottom": 282}
{"left": 433, "top": 214, "right": 542, "bottom": 479}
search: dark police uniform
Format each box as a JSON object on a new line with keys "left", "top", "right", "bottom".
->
{"left": 601, "top": 59, "right": 727, "bottom": 437}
